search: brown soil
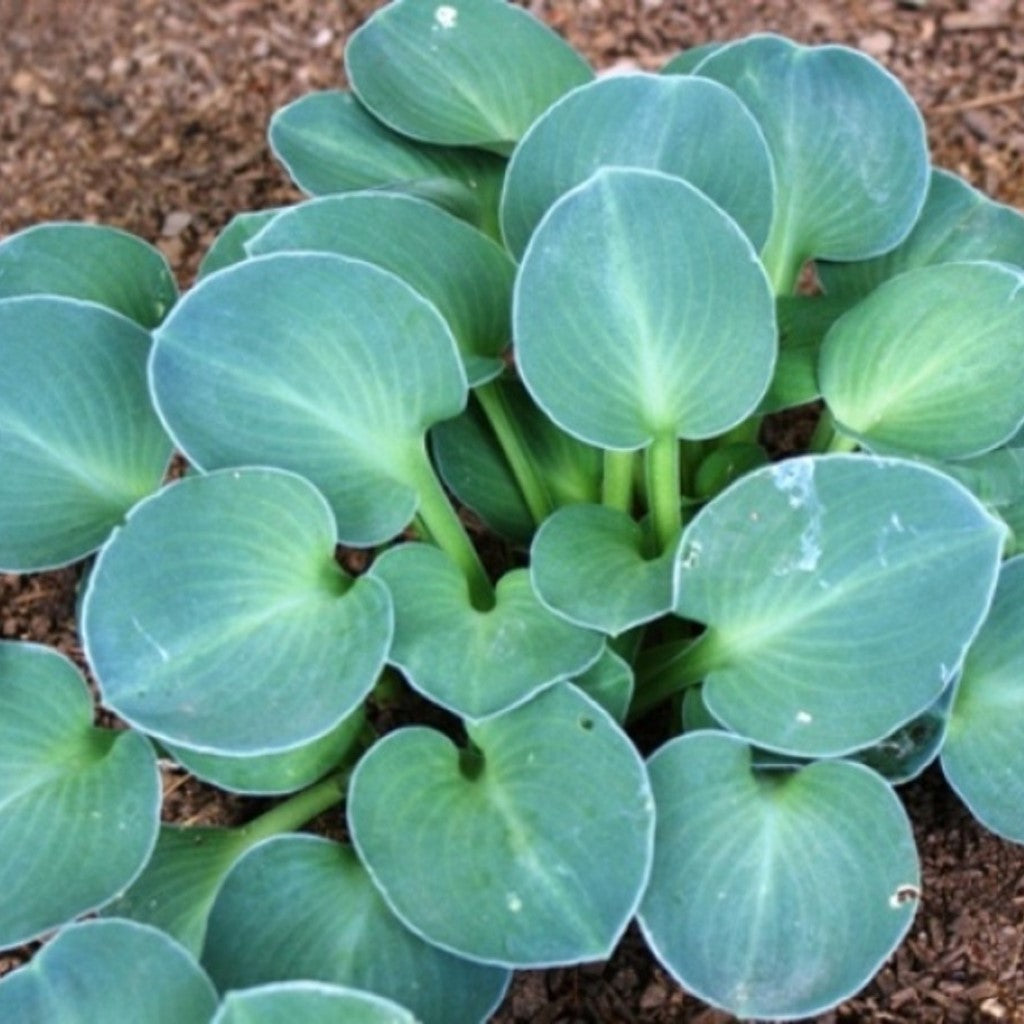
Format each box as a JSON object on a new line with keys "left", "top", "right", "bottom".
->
{"left": 2, "top": 0, "right": 1024, "bottom": 1020}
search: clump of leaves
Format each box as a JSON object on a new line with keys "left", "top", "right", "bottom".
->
{"left": 3, "top": 1, "right": 1024, "bottom": 1020}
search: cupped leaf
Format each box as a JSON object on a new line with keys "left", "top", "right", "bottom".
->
{"left": 268, "top": 90, "right": 505, "bottom": 228}
{"left": 673, "top": 455, "right": 1005, "bottom": 756}
{"left": 197, "top": 209, "right": 283, "bottom": 280}
{"left": 162, "top": 707, "right": 364, "bottom": 795}
{"left": 150, "top": 252, "right": 467, "bottom": 546}
{"left": 432, "top": 378, "right": 601, "bottom": 544}
{"left": 101, "top": 825, "right": 248, "bottom": 956}
{"left": 639, "top": 732, "right": 919, "bottom": 1020}
{"left": 370, "top": 543, "right": 602, "bottom": 720}
{"left": 0, "top": 296, "right": 172, "bottom": 571}
{"left": 82, "top": 467, "right": 391, "bottom": 755}
{"left": 942, "top": 556, "right": 1024, "bottom": 841}
{"left": 531, "top": 504, "right": 674, "bottom": 634}
{"left": 695, "top": 34, "right": 928, "bottom": 292}
{"left": 0, "top": 643, "right": 160, "bottom": 949}
{"left": 819, "top": 167, "right": 1024, "bottom": 299}
{"left": 0, "top": 919, "right": 218, "bottom": 1023}
{"left": 349, "top": 683, "right": 655, "bottom": 967}
{"left": 202, "top": 835, "right": 510, "bottom": 1024}
{"left": 0, "top": 222, "right": 177, "bottom": 327}
{"left": 500, "top": 72, "right": 774, "bottom": 257}
{"left": 246, "top": 192, "right": 514, "bottom": 385}
{"left": 515, "top": 168, "right": 776, "bottom": 450}
{"left": 345, "top": 0, "right": 592, "bottom": 154}
{"left": 819, "top": 261, "right": 1024, "bottom": 460}
{"left": 213, "top": 982, "right": 420, "bottom": 1024}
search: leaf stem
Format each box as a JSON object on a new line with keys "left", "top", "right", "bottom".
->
{"left": 475, "top": 380, "right": 552, "bottom": 526}
{"left": 809, "top": 408, "right": 858, "bottom": 453}
{"left": 602, "top": 449, "right": 636, "bottom": 513}
{"left": 760, "top": 222, "right": 803, "bottom": 296}
{"left": 645, "top": 432, "right": 683, "bottom": 554}
{"left": 238, "top": 769, "right": 351, "bottom": 846}
{"left": 408, "top": 443, "right": 495, "bottom": 610}
{"left": 629, "top": 630, "right": 723, "bottom": 722}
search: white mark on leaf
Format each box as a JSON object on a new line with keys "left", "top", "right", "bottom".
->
{"left": 131, "top": 616, "right": 170, "bottom": 663}
{"left": 506, "top": 892, "right": 523, "bottom": 913}
{"left": 679, "top": 540, "right": 702, "bottom": 571}
{"left": 433, "top": 4, "right": 458, "bottom": 29}
{"left": 795, "top": 710, "right": 813, "bottom": 725}
{"left": 770, "top": 459, "right": 824, "bottom": 574}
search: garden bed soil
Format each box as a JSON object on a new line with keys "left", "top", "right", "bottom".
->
{"left": 2, "top": 0, "right": 1024, "bottom": 1020}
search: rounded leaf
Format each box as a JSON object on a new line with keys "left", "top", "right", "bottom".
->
{"left": 0, "top": 642, "right": 160, "bottom": 949}
{"left": 514, "top": 168, "right": 776, "bottom": 449}
{"left": 213, "top": 982, "right": 420, "bottom": 1024}
{"left": 942, "top": 556, "right": 1024, "bottom": 841}
{"left": 695, "top": 35, "right": 928, "bottom": 289}
{"left": 197, "top": 209, "right": 282, "bottom": 280}
{"left": 370, "top": 543, "right": 603, "bottom": 720}
{"left": 819, "top": 261, "right": 1024, "bottom": 460}
{"left": 673, "top": 456, "right": 1005, "bottom": 756}
{"left": 346, "top": 0, "right": 593, "bottom": 153}
{"left": 202, "top": 835, "right": 509, "bottom": 1024}
{"left": 531, "top": 504, "right": 674, "bottom": 634}
{"left": 639, "top": 732, "right": 919, "bottom": 1019}
{"left": 349, "top": 683, "right": 655, "bottom": 967}
{"left": 150, "top": 252, "right": 467, "bottom": 546}
{"left": 0, "top": 222, "right": 177, "bottom": 327}
{"left": 500, "top": 72, "right": 774, "bottom": 257}
{"left": 82, "top": 468, "right": 391, "bottom": 755}
{"left": 0, "top": 296, "right": 172, "bottom": 571}
{"left": 247, "top": 193, "right": 514, "bottom": 385}
{"left": 0, "top": 920, "right": 217, "bottom": 1023}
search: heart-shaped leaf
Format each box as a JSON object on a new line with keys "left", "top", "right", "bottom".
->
{"left": 672, "top": 455, "right": 1005, "bottom": 756}
{"left": 213, "top": 982, "right": 420, "bottom": 1024}
{"left": 162, "top": 707, "right": 364, "bottom": 795}
{"left": 514, "top": 167, "right": 776, "bottom": 450}
{"left": 247, "top": 192, "right": 514, "bottom": 385}
{"left": 202, "top": 835, "right": 510, "bottom": 1024}
{"left": 82, "top": 467, "right": 391, "bottom": 755}
{"left": 0, "top": 642, "right": 160, "bottom": 950}
{"left": 370, "top": 544, "right": 602, "bottom": 720}
{"left": 0, "top": 222, "right": 177, "bottom": 327}
{"left": 349, "top": 683, "right": 655, "bottom": 967}
{"left": 500, "top": 72, "right": 774, "bottom": 257}
{"left": 942, "top": 556, "right": 1024, "bottom": 841}
{"left": 150, "top": 252, "right": 467, "bottom": 546}
{"left": 531, "top": 504, "right": 674, "bottom": 634}
{"left": 819, "top": 167, "right": 1024, "bottom": 300}
{"left": 197, "top": 209, "right": 283, "bottom": 279}
{"left": 0, "top": 296, "right": 172, "bottom": 571}
{"left": 345, "top": 0, "right": 592, "bottom": 154}
{"left": 819, "top": 261, "right": 1024, "bottom": 460}
{"left": 695, "top": 35, "right": 928, "bottom": 292}
{"left": 0, "top": 920, "right": 218, "bottom": 1023}
{"left": 639, "top": 732, "right": 919, "bottom": 1020}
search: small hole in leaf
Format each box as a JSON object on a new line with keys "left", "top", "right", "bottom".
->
{"left": 889, "top": 884, "right": 920, "bottom": 908}
{"left": 578, "top": 716, "right": 594, "bottom": 732}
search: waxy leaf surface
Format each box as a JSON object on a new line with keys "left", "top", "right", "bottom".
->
{"left": 349, "top": 684, "right": 655, "bottom": 967}
{"left": 571, "top": 646, "right": 634, "bottom": 724}
{"left": 942, "top": 557, "right": 1024, "bottom": 841}
{"left": 203, "top": 835, "right": 509, "bottom": 1024}
{"left": 247, "top": 192, "right": 514, "bottom": 385}
{"left": 83, "top": 468, "right": 391, "bottom": 754}
{"left": 673, "top": 456, "right": 1005, "bottom": 756}
{"left": 151, "top": 252, "right": 467, "bottom": 546}
{"left": 0, "top": 643, "right": 160, "bottom": 949}
{"left": 531, "top": 504, "right": 674, "bottom": 634}
{"left": 0, "top": 222, "right": 176, "bottom": 327}
{"left": 0, "top": 920, "right": 217, "bottom": 1024}
{"left": 500, "top": 72, "right": 773, "bottom": 257}
{"left": 0, "top": 296, "right": 172, "bottom": 571}
{"left": 515, "top": 168, "right": 776, "bottom": 449}
{"left": 213, "top": 982, "right": 420, "bottom": 1024}
{"left": 695, "top": 34, "right": 928, "bottom": 289}
{"left": 346, "top": 0, "right": 592, "bottom": 153}
{"left": 820, "top": 261, "right": 1024, "bottom": 460}
{"left": 640, "top": 732, "right": 919, "bottom": 1019}
{"left": 196, "top": 208, "right": 282, "bottom": 279}
{"left": 371, "top": 543, "right": 602, "bottom": 719}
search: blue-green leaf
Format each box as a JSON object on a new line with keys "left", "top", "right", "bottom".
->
{"left": 213, "top": 982, "right": 420, "bottom": 1024}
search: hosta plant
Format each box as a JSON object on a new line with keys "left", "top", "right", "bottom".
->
{"left": 3, "top": 1, "right": 1024, "bottom": 1020}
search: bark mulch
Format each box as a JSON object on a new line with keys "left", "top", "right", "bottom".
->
{"left": 2, "top": 0, "right": 1024, "bottom": 1020}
